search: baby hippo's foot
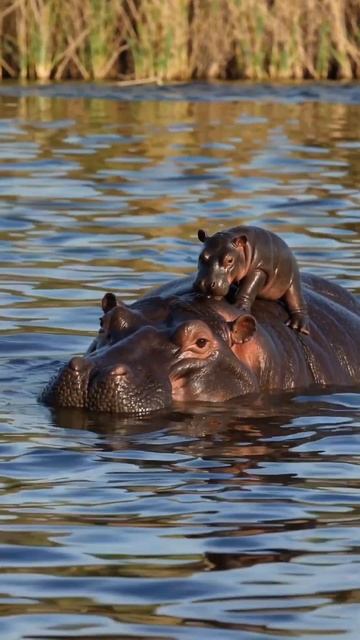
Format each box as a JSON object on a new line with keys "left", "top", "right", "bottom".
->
{"left": 235, "top": 299, "right": 252, "bottom": 314}
{"left": 286, "top": 311, "right": 310, "bottom": 335}
{"left": 229, "top": 290, "right": 253, "bottom": 313}
{"left": 238, "top": 304, "right": 252, "bottom": 315}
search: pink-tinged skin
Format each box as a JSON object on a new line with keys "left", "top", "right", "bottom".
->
{"left": 194, "top": 225, "right": 310, "bottom": 335}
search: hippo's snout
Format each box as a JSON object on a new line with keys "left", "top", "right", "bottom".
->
{"left": 41, "top": 357, "right": 92, "bottom": 409}
{"left": 86, "top": 360, "right": 172, "bottom": 414}
{"left": 42, "top": 325, "right": 175, "bottom": 415}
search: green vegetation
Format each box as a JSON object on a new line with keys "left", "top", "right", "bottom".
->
{"left": 0, "top": 0, "right": 359, "bottom": 81}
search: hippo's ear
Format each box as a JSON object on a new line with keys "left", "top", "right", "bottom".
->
{"left": 101, "top": 292, "right": 118, "bottom": 314}
{"left": 231, "top": 235, "right": 247, "bottom": 249}
{"left": 228, "top": 314, "right": 256, "bottom": 344}
{"left": 197, "top": 229, "right": 208, "bottom": 243}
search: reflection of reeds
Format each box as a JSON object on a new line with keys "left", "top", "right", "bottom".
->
{"left": 0, "top": 0, "right": 359, "bottom": 81}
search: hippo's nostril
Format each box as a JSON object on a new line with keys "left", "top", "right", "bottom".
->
{"left": 210, "top": 281, "right": 216, "bottom": 289}
{"left": 110, "top": 364, "right": 129, "bottom": 377}
{"left": 69, "top": 356, "right": 86, "bottom": 372}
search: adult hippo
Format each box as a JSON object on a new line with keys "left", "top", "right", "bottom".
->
{"left": 41, "top": 274, "right": 360, "bottom": 415}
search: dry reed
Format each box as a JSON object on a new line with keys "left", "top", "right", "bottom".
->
{"left": 0, "top": 0, "right": 359, "bottom": 81}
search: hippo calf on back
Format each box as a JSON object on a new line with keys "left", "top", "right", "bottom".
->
{"left": 194, "top": 225, "right": 309, "bottom": 334}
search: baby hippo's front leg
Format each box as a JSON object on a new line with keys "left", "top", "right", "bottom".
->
{"left": 232, "top": 269, "right": 267, "bottom": 311}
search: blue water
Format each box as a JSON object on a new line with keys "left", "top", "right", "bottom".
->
{"left": 0, "top": 82, "right": 359, "bottom": 639}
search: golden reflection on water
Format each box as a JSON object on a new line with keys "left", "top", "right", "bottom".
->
{"left": 0, "top": 93, "right": 358, "bottom": 330}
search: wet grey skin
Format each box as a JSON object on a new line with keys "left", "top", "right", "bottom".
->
{"left": 42, "top": 326, "right": 175, "bottom": 414}
{"left": 42, "top": 356, "right": 91, "bottom": 409}
{"left": 41, "top": 274, "right": 360, "bottom": 416}
{"left": 41, "top": 310, "right": 259, "bottom": 415}
{"left": 85, "top": 326, "right": 175, "bottom": 415}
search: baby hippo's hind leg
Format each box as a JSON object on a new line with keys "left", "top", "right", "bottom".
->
{"left": 283, "top": 276, "right": 310, "bottom": 335}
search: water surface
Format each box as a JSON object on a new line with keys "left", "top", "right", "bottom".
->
{"left": 0, "top": 82, "right": 359, "bottom": 640}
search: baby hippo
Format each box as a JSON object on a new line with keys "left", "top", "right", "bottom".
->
{"left": 194, "top": 225, "right": 309, "bottom": 334}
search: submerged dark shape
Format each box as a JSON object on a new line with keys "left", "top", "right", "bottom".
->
{"left": 41, "top": 274, "right": 360, "bottom": 415}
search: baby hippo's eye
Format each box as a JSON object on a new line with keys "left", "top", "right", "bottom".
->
{"left": 196, "top": 338, "right": 208, "bottom": 349}
{"left": 225, "top": 256, "right": 234, "bottom": 267}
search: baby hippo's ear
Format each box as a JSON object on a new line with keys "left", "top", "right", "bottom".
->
{"left": 101, "top": 292, "right": 118, "bottom": 313}
{"left": 231, "top": 235, "right": 247, "bottom": 249}
{"left": 228, "top": 314, "right": 257, "bottom": 344}
{"left": 198, "top": 229, "right": 208, "bottom": 243}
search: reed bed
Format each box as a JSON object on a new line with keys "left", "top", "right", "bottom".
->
{"left": 0, "top": 0, "right": 359, "bottom": 81}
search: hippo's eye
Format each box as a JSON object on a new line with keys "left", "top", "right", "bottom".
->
{"left": 99, "top": 317, "right": 103, "bottom": 327}
{"left": 225, "top": 256, "right": 234, "bottom": 267}
{"left": 196, "top": 338, "right": 208, "bottom": 349}
{"left": 201, "top": 253, "right": 210, "bottom": 263}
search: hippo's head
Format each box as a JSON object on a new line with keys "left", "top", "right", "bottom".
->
{"left": 41, "top": 311, "right": 260, "bottom": 415}
{"left": 194, "top": 229, "right": 247, "bottom": 298}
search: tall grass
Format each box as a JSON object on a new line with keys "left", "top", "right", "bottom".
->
{"left": 128, "top": 0, "right": 189, "bottom": 80}
{"left": 0, "top": 0, "right": 359, "bottom": 81}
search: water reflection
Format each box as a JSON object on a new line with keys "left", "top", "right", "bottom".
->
{"left": 0, "top": 84, "right": 359, "bottom": 639}
{"left": 1, "top": 391, "right": 360, "bottom": 638}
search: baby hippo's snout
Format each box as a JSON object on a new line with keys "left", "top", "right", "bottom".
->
{"left": 194, "top": 275, "right": 230, "bottom": 298}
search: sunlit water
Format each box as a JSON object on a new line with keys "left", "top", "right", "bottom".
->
{"left": 0, "top": 82, "right": 359, "bottom": 640}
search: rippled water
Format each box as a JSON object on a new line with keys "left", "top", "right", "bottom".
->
{"left": 0, "top": 82, "right": 359, "bottom": 639}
